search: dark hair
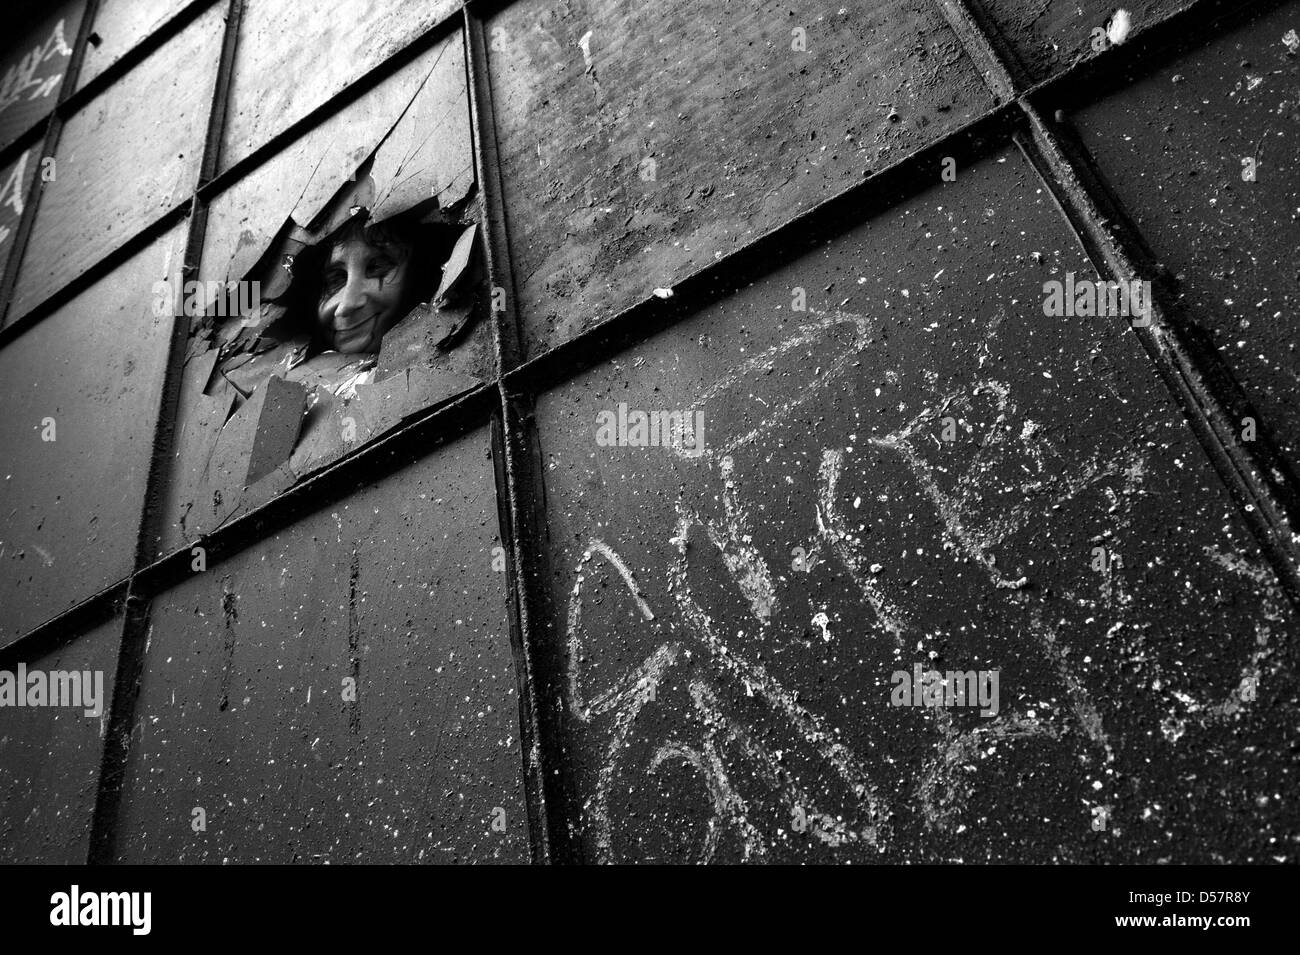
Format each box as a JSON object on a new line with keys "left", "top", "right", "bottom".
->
{"left": 282, "top": 213, "right": 446, "bottom": 353}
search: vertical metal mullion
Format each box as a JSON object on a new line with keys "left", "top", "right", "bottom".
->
{"left": 464, "top": 4, "right": 521, "bottom": 376}
{"left": 466, "top": 4, "right": 581, "bottom": 864}
{"left": 1011, "top": 108, "right": 1300, "bottom": 603}
{"left": 89, "top": 0, "right": 245, "bottom": 865}
{"left": 129, "top": 0, "right": 243, "bottom": 572}
{"left": 929, "top": 0, "right": 1300, "bottom": 606}
{"left": 935, "top": 0, "right": 1021, "bottom": 103}
{"left": 0, "top": 0, "right": 102, "bottom": 329}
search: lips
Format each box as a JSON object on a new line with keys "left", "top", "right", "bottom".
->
{"left": 331, "top": 315, "right": 378, "bottom": 352}
{"left": 333, "top": 312, "right": 376, "bottom": 333}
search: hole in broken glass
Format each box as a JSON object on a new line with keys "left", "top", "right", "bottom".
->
{"left": 194, "top": 189, "right": 484, "bottom": 500}
{"left": 216, "top": 208, "right": 474, "bottom": 402}
{"left": 168, "top": 46, "right": 481, "bottom": 544}
{"left": 182, "top": 187, "right": 481, "bottom": 507}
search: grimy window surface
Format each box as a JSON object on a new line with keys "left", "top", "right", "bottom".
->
{"left": 0, "top": 0, "right": 1297, "bottom": 865}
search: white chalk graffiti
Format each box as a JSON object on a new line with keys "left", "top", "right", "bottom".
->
{"left": 0, "top": 20, "right": 71, "bottom": 114}
{"left": 564, "top": 307, "right": 1284, "bottom": 861}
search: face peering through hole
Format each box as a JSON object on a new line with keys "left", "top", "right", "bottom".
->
{"left": 314, "top": 228, "right": 414, "bottom": 354}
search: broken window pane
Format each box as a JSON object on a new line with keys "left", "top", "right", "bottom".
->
{"left": 0, "top": 226, "right": 185, "bottom": 643}
{"left": 1073, "top": 3, "right": 1300, "bottom": 464}
{"left": 199, "top": 29, "right": 474, "bottom": 301}
{"left": 0, "top": 615, "right": 121, "bottom": 863}
{"left": 0, "top": 0, "right": 88, "bottom": 153}
{"left": 535, "top": 147, "right": 1295, "bottom": 862}
{"left": 157, "top": 30, "right": 482, "bottom": 557}
{"left": 7, "top": 1, "right": 224, "bottom": 320}
{"left": 220, "top": 0, "right": 460, "bottom": 172}
{"left": 488, "top": 0, "right": 994, "bottom": 358}
{"left": 75, "top": 0, "right": 199, "bottom": 91}
{"left": 114, "top": 428, "right": 529, "bottom": 863}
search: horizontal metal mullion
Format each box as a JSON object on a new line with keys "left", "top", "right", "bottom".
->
{"left": 0, "top": 196, "right": 191, "bottom": 344}
{"left": 462, "top": 0, "right": 520, "bottom": 20}
{"left": 0, "top": 577, "right": 128, "bottom": 663}
{"left": 0, "top": 115, "right": 52, "bottom": 172}
{"left": 130, "top": 382, "right": 497, "bottom": 600}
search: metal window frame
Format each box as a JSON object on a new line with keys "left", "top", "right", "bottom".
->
{"left": 0, "top": 0, "right": 1291, "bottom": 865}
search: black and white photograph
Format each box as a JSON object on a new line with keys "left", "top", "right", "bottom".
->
{"left": 0, "top": 0, "right": 1295, "bottom": 927}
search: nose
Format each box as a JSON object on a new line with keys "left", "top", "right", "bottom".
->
{"left": 334, "top": 269, "right": 370, "bottom": 321}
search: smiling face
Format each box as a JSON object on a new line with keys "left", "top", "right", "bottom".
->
{"left": 315, "top": 234, "right": 412, "bottom": 353}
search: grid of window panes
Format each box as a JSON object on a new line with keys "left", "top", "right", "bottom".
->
{"left": 0, "top": 0, "right": 1296, "bottom": 864}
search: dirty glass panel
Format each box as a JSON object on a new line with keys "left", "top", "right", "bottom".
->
{"left": 0, "top": 615, "right": 120, "bottom": 863}
{"left": 0, "top": 145, "right": 40, "bottom": 283}
{"left": 7, "top": 2, "right": 223, "bottom": 321}
{"left": 152, "top": 30, "right": 481, "bottom": 558}
{"left": 114, "top": 427, "right": 530, "bottom": 863}
{"left": 489, "top": 0, "right": 994, "bottom": 359}
{"left": 76, "top": 0, "right": 200, "bottom": 90}
{"left": 536, "top": 147, "right": 1296, "bottom": 863}
{"left": 1074, "top": 4, "right": 1300, "bottom": 464}
{"left": 0, "top": 0, "right": 88, "bottom": 152}
{"left": 0, "top": 226, "right": 184, "bottom": 644}
{"left": 220, "top": 0, "right": 461, "bottom": 171}
{"left": 974, "top": 0, "right": 1194, "bottom": 83}
{"left": 201, "top": 30, "right": 472, "bottom": 290}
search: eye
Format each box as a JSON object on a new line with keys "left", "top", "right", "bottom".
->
{"left": 321, "top": 268, "right": 345, "bottom": 296}
{"left": 366, "top": 256, "right": 396, "bottom": 278}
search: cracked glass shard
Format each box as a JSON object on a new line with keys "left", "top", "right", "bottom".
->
{"left": 172, "top": 388, "right": 235, "bottom": 541}
{"left": 219, "top": 0, "right": 462, "bottom": 172}
{"left": 365, "top": 37, "right": 474, "bottom": 224}
{"left": 375, "top": 301, "right": 477, "bottom": 379}
{"left": 433, "top": 223, "right": 477, "bottom": 306}
{"left": 244, "top": 376, "right": 307, "bottom": 487}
